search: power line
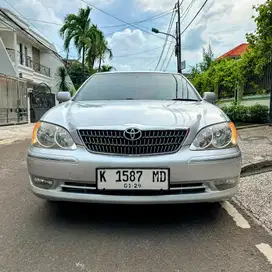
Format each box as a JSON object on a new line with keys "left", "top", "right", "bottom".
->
{"left": 181, "top": 0, "right": 209, "bottom": 35}
{"left": 179, "top": 0, "right": 196, "bottom": 21}
{"left": 160, "top": 31, "right": 175, "bottom": 70}
{"left": 2, "top": 0, "right": 76, "bottom": 55}
{"left": 189, "top": 0, "right": 214, "bottom": 31}
{"left": 143, "top": 57, "right": 160, "bottom": 70}
{"left": 162, "top": 0, "right": 211, "bottom": 72}
{"left": 14, "top": 8, "right": 175, "bottom": 29}
{"left": 16, "top": 17, "right": 62, "bottom": 26}
{"left": 0, "top": 9, "right": 61, "bottom": 61}
{"left": 105, "top": 9, "right": 177, "bottom": 36}
{"left": 113, "top": 46, "right": 162, "bottom": 58}
{"left": 101, "top": 8, "right": 176, "bottom": 28}
{"left": 164, "top": 47, "right": 175, "bottom": 71}
{"left": 157, "top": 0, "right": 188, "bottom": 72}
{"left": 79, "top": 0, "right": 175, "bottom": 43}
{"left": 2, "top": 0, "right": 61, "bottom": 48}
{"left": 155, "top": 5, "right": 177, "bottom": 71}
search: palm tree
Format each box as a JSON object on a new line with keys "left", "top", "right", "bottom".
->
{"left": 56, "top": 66, "right": 70, "bottom": 92}
{"left": 96, "top": 30, "right": 113, "bottom": 70}
{"left": 98, "top": 39, "right": 113, "bottom": 70}
{"left": 59, "top": 7, "right": 92, "bottom": 71}
{"left": 85, "top": 25, "right": 113, "bottom": 72}
{"left": 99, "top": 65, "right": 115, "bottom": 72}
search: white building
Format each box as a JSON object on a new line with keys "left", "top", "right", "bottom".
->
{"left": 0, "top": 8, "right": 73, "bottom": 124}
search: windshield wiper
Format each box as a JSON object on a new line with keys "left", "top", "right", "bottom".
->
{"left": 171, "top": 98, "right": 199, "bottom": 101}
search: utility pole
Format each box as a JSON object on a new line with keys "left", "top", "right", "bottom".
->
{"left": 152, "top": 0, "right": 183, "bottom": 73}
{"left": 176, "top": 0, "right": 182, "bottom": 74}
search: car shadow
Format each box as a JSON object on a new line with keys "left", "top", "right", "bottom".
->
{"left": 40, "top": 201, "right": 224, "bottom": 233}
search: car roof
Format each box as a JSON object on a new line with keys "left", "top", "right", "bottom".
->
{"left": 95, "top": 71, "right": 183, "bottom": 76}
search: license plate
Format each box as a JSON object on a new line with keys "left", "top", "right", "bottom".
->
{"left": 96, "top": 168, "right": 169, "bottom": 190}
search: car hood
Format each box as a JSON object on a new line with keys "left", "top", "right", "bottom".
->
{"left": 42, "top": 100, "right": 228, "bottom": 145}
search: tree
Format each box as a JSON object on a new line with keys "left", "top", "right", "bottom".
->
{"left": 85, "top": 25, "right": 112, "bottom": 72}
{"left": 96, "top": 33, "right": 112, "bottom": 70}
{"left": 189, "top": 45, "right": 216, "bottom": 95}
{"left": 56, "top": 66, "right": 71, "bottom": 92}
{"left": 189, "top": 2, "right": 272, "bottom": 103}
{"left": 199, "top": 45, "right": 214, "bottom": 72}
{"left": 246, "top": 0, "right": 272, "bottom": 74}
{"left": 60, "top": 7, "right": 113, "bottom": 73}
{"left": 99, "top": 65, "right": 115, "bottom": 72}
{"left": 67, "top": 61, "right": 90, "bottom": 90}
{"left": 60, "top": 7, "right": 93, "bottom": 71}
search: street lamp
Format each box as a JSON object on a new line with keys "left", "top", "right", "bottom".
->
{"left": 151, "top": 28, "right": 177, "bottom": 41}
{"left": 151, "top": 27, "right": 182, "bottom": 73}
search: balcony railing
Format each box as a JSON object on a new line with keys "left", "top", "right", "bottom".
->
{"left": 32, "top": 61, "right": 51, "bottom": 77}
{"left": 6, "top": 48, "right": 15, "bottom": 62}
{"left": 17, "top": 51, "right": 51, "bottom": 77}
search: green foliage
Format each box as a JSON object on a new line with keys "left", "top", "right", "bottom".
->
{"left": 199, "top": 45, "right": 214, "bottom": 72}
{"left": 256, "top": 87, "right": 268, "bottom": 95}
{"left": 70, "top": 86, "right": 76, "bottom": 97}
{"left": 99, "top": 65, "right": 115, "bottom": 72}
{"left": 221, "top": 104, "right": 269, "bottom": 124}
{"left": 190, "top": 55, "right": 242, "bottom": 97}
{"left": 190, "top": 1, "right": 272, "bottom": 99}
{"left": 85, "top": 25, "right": 112, "bottom": 72}
{"left": 246, "top": 0, "right": 272, "bottom": 74}
{"left": 55, "top": 66, "right": 71, "bottom": 92}
{"left": 190, "top": 42, "right": 263, "bottom": 99}
{"left": 60, "top": 7, "right": 92, "bottom": 68}
{"left": 60, "top": 7, "right": 113, "bottom": 72}
{"left": 66, "top": 61, "right": 90, "bottom": 89}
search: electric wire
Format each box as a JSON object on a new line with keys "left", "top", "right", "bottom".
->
{"left": 181, "top": 0, "right": 209, "bottom": 35}
{"left": 0, "top": 9, "right": 61, "bottom": 60}
{"left": 154, "top": 4, "right": 177, "bottom": 70}
{"left": 79, "top": 0, "right": 175, "bottom": 43}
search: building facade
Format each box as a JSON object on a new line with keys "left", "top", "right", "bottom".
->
{"left": 0, "top": 8, "right": 73, "bottom": 124}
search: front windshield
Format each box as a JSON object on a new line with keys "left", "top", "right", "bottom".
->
{"left": 73, "top": 73, "right": 201, "bottom": 101}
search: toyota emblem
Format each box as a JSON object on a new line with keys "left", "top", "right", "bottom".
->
{"left": 123, "top": 128, "right": 142, "bottom": 141}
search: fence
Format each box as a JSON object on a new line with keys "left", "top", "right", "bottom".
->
{"left": 217, "top": 62, "right": 272, "bottom": 100}
{"left": 0, "top": 74, "right": 28, "bottom": 125}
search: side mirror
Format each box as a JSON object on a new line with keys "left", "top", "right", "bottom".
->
{"left": 57, "top": 91, "right": 71, "bottom": 103}
{"left": 203, "top": 92, "right": 216, "bottom": 104}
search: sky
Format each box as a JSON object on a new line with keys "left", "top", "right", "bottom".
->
{"left": 0, "top": 0, "right": 267, "bottom": 73}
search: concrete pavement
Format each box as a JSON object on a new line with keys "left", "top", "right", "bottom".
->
{"left": 235, "top": 172, "right": 272, "bottom": 234}
{"left": 0, "top": 123, "right": 34, "bottom": 145}
{"left": 238, "top": 126, "right": 272, "bottom": 167}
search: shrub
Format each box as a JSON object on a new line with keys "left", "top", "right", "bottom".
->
{"left": 221, "top": 104, "right": 268, "bottom": 124}
{"left": 249, "top": 104, "right": 269, "bottom": 123}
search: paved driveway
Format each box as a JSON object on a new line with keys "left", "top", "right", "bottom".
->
{"left": 0, "top": 140, "right": 271, "bottom": 272}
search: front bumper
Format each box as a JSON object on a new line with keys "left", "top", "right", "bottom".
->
{"left": 27, "top": 145, "right": 242, "bottom": 204}
{"left": 30, "top": 185, "right": 238, "bottom": 204}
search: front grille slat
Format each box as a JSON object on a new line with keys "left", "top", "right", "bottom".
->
{"left": 78, "top": 129, "right": 187, "bottom": 155}
{"left": 61, "top": 182, "right": 206, "bottom": 195}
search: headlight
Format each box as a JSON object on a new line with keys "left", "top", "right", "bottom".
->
{"left": 190, "top": 122, "right": 238, "bottom": 150}
{"left": 31, "top": 122, "right": 76, "bottom": 150}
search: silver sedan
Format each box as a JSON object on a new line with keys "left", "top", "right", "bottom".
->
{"left": 27, "top": 71, "right": 241, "bottom": 204}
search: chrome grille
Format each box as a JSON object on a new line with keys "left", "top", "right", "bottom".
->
{"left": 78, "top": 129, "right": 188, "bottom": 155}
{"left": 60, "top": 182, "right": 207, "bottom": 195}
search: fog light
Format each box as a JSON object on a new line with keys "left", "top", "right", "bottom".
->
{"left": 32, "top": 176, "right": 54, "bottom": 189}
{"left": 213, "top": 177, "right": 239, "bottom": 191}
